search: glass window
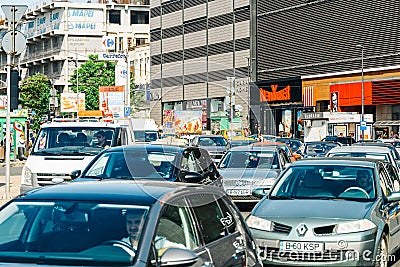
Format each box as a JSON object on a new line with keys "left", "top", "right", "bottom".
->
{"left": 0, "top": 201, "right": 149, "bottom": 265}
{"left": 131, "top": 11, "right": 149, "bottom": 24}
{"left": 108, "top": 10, "right": 120, "bottom": 24}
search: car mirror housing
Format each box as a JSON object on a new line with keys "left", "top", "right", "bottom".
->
{"left": 160, "top": 247, "right": 198, "bottom": 266}
{"left": 252, "top": 188, "right": 268, "bottom": 199}
{"left": 70, "top": 170, "right": 81, "bottom": 180}
{"left": 386, "top": 192, "right": 400, "bottom": 203}
{"left": 183, "top": 171, "right": 204, "bottom": 183}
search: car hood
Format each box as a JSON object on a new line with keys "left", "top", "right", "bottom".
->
{"left": 219, "top": 168, "right": 279, "bottom": 179}
{"left": 253, "top": 199, "right": 374, "bottom": 220}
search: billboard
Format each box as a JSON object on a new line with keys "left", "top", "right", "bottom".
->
{"left": 60, "top": 93, "right": 85, "bottom": 113}
{"left": 99, "top": 86, "right": 124, "bottom": 118}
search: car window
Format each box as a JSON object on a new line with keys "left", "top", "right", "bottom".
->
{"left": 188, "top": 194, "right": 230, "bottom": 244}
{"left": 379, "top": 168, "right": 392, "bottom": 196}
{"left": 270, "top": 166, "right": 376, "bottom": 200}
{"left": 385, "top": 164, "right": 400, "bottom": 191}
{"left": 181, "top": 150, "right": 199, "bottom": 172}
{"left": 328, "top": 152, "right": 389, "bottom": 162}
{"left": 219, "top": 151, "right": 278, "bottom": 169}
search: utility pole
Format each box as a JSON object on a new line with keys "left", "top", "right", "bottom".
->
{"left": 1, "top": 5, "right": 27, "bottom": 199}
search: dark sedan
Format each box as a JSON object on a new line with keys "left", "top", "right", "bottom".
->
{"left": 0, "top": 181, "right": 262, "bottom": 266}
{"left": 248, "top": 157, "right": 400, "bottom": 266}
{"left": 72, "top": 144, "right": 222, "bottom": 187}
{"left": 299, "top": 141, "right": 341, "bottom": 158}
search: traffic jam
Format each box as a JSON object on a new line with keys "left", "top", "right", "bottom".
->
{"left": 1, "top": 113, "right": 400, "bottom": 267}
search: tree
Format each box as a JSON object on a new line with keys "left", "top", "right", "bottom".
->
{"left": 69, "top": 54, "right": 116, "bottom": 110}
{"left": 131, "top": 79, "right": 146, "bottom": 114}
{"left": 19, "top": 73, "right": 52, "bottom": 132}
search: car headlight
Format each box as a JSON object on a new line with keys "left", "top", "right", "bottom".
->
{"left": 336, "top": 219, "right": 376, "bottom": 234}
{"left": 246, "top": 215, "right": 273, "bottom": 231}
{"left": 21, "top": 166, "right": 32, "bottom": 185}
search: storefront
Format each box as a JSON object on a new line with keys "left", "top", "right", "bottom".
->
{"left": 256, "top": 78, "right": 304, "bottom": 138}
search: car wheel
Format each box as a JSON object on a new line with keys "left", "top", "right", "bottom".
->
{"left": 375, "top": 233, "right": 388, "bottom": 267}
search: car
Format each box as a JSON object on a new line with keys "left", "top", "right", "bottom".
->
{"left": 322, "top": 135, "right": 356, "bottom": 146}
{"left": 326, "top": 145, "right": 400, "bottom": 174}
{"left": 252, "top": 141, "right": 301, "bottom": 162}
{"left": 274, "top": 138, "right": 303, "bottom": 153}
{"left": 190, "top": 135, "right": 228, "bottom": 163}
{"left": 225, "top": 139, "right": 258, "bottom": 151}
{"left": 247, "top": 157, "right": 400, "bottom": 266}
{"left": 299, "top": 141, "right": 341, "bottom": 158}
{"left": 0, "top": 180, "right": 263, "bottom": 266}
{"left": 20, "top": 120, "right": 135, "bottom": 194}
{"left": 72, "top": 144, "right": 222, "bottom": 187}
{"left": 217, "top": 145, "right": 291, "bottom": 203}
{"left": 353, "top": 142, "right": 400, "bottom": 169}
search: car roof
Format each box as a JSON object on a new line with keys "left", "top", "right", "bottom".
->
{"left": 291, "top": 157, "right": 380, "bottom": 167}
{"left": 328, "top": 146, "right": 390, "bottom": 153}
{"left": 40, "top": 121, "right": 127, "bottom": 128}
{"left": 104, "top": 144, "right": 189, "bottom": 153}
{"left": 229, "top": 145, "right": 280, "bottom": 152}
{"left": 18, "top": 180, "right": 220, "bottom": 204}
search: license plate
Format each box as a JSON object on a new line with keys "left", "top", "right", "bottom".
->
{"left": 227, "top": 189, "right": 251, "bottom": 196}
{"left": 279, "top": 241, "right": 324, "bottom": 252}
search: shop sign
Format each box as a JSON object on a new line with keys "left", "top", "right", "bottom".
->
{"left": 300, "top": 112, "right": 323, "bottom": 120}
{"left": 260, "top": 85, "right": 290, "bottom": 102}
{"left": 257, "top": 78, "right": 302, "bottom": 104}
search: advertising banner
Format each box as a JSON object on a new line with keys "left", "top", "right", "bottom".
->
{"left": 174, "top": 110, "right": 202, "bottom": 134}
{"left": 60, "top": 93, "right": 85, "bottom": 113}
{"left": 99, "top": 86, "right": 124, "bottom": 118}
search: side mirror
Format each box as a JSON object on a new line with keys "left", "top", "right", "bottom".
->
{"left": 386, "top": 192, "right": 400, "bottom": 203}
{"left": 160, "top": 247, "right": 198, "bottom": 266}
{"left": 252, "top": 188, "right": 268, "bottom": 199}
{"left": 70, "top": 170, "right": 81, "bottom": 180}
{"left": 182, "top": 171, "right": 204, "bottom": 183}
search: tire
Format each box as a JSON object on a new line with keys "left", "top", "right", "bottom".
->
{"left": 375, "top": 233, "right": 388, "bottom": 267}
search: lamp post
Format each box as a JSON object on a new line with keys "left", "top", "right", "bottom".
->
{"left": 244, "top": 56, "right": 256, "bottom": 128}
{"left": 356, "top": 44, "right": 365, "bottom": 142}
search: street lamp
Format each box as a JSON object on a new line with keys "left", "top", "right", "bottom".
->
{"left": 356, "top": 44, "right": 364, "bottom": 142}
{"left": 244, "top": 56, "right": 256, "bottom": 127}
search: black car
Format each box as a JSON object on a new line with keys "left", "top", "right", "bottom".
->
{"left": 322, "top": 135, "right": 356, "bottom": 146}
{"left": 72, "top": 144, "right": 222, "bottom": 187}
{"left": 0, "top": 181, "right": 263, "bottom": 266}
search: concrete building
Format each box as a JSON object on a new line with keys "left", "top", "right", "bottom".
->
{"left": 0, "top": 0, "right": 150, "bottom": 114}
{"left": 149, "top": 0, "right": 252, "bottom": 132}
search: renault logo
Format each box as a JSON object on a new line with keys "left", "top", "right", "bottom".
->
{"left": 296, "top": 224, "right": 308, "bottom": 237}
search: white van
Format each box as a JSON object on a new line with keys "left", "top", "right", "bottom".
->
{"left": 20, "top": 120, "right": 134, "bottom": 193}
{"left": 131, "top": 118, "right": 159, "bottom": 143}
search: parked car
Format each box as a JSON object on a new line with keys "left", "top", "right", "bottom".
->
{"left": 0, "top": 180, "right": 263, "bottom": 266}
{"left": 218, "top": 145, "right": 291, "bottom": 203}
{"left": 190, "top": 135, "right": 228, "bottom": 163}
{"left": 298, "top": 141, "right": 341, "bottom": 158}
{"left": 20, "top": 120, "right": 135, "bottom": 194}
{"left": 72, "top": 144, "right": 222, "bottom": 187}
{"left": 247, "top": 157, "right": 400, "bottom": 266}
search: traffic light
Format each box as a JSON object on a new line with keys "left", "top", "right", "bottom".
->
{"left": 10, "top": 69, "right": 20, "bottom": 110}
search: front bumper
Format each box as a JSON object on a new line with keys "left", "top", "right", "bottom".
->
{"left": 254, "top": 235, "right": 377, "bottom": 266}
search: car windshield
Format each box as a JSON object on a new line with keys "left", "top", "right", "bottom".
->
{"left": 33, "top": 127, "right": 116, "bottom": 155}
{"left": 306, "top": 143, "right": 339, "bottom": 156}
{"left": 0, "top": 201, "right": 149, "bottom": 265}
{"left": 133, "top": 131, "right": 159, "bottom": 142}
{"left": 219, "top": 151, "right": 279, "bottom": 169}
{"left": 84, "top": 150, "right": 174, "bottom": 180}
{"left": 328, "top": 152, "right": 389, "bottom": 162}
{"left": 270, "top": 166, "right": 376, "bottom": 200}
{"left": 198, "top": 137, "right": 227, "bottom": 146}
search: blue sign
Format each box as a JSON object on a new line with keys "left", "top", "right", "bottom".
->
{"left": 124, "top": 106, "right": 131, "bottom": 117}
{"left": 360, "top": 120, "right": 367, "bottom": 131}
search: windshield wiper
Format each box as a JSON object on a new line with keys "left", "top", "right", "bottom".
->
{"left": 269, "top": 195, "right": 295, "bottom": 200}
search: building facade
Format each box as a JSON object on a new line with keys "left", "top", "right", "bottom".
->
{"left": 150, "top": 0, "right": 251, "bottom": 131}
{"left": 0, "top": 0, "right": 150, "bottom": 116}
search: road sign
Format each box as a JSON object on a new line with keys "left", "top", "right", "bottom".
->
{"left": 101, "top": 36, "right": 115, "bottom": 50}
{"left": 1, "top": 5, "right": 27, "bottom": 24}
{"left": 1, "top": 30, "right": 26, "bottom": 55}
{"left": 124, "top": 106, "right": 131, "bottom": 117}
{"left": 360, "top": 120, "right": 367, "bottom": 131}
{"left": 98, "top": 52, "right": 125, "bottom": 60}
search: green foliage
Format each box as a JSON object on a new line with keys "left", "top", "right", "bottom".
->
{"left": 130, "top": 78, "right": 146, "bottom": 113}
{"left": 69, "top": 54, "right": 116, "bottom": 110}
{"left": 19, "top": 73, "right": 52, "bottom": 132}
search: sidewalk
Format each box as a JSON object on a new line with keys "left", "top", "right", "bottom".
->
{"left": 0, "top": 174, "right": 21, "bottom": 206}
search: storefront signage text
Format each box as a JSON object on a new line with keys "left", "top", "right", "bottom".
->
{"left": 260, "top": 85, "right": 291, "bottom": 102}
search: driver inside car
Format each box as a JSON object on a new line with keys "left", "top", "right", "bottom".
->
{"left": 356, "top": 169, "right": 374, "bottom": 198}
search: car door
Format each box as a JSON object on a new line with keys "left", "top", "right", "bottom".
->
{"left": 148, "top": 197, "right": 212, "bottom": 266}
{"left": 187, "top": 193, "right": 245, "bottom": 267}
{"left": 378, "top": 165, "right": 400, "bottom": 249}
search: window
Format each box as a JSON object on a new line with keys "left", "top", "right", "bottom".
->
{"left": 131, "top": 11, "right": 149, "bottom": 24}
{"left": 108, "top": 10, "right": 121, "bottom": 24}
{"left": 136, "top": 38, "right": 147, "bottom": 46}
{"left": 188, "top": 194, "right": 228, "bottom": 244}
